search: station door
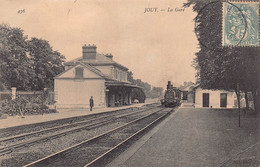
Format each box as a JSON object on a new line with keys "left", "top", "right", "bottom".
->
{"left": 202, "top": 93, "right": 209, "bottom": 107}
{"left": 220, "top": 93, "right": 227, "bottom": 107}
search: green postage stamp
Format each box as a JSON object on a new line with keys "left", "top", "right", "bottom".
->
{"left": 223, "top": 1, "right": 259, "bottom": 46}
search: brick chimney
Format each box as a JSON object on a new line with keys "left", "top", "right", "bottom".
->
{"left": 82, "top": 44, "right": 97, "bottom": 59}
{"left": 105, "top": 53, "right": 113, "bottom": 60}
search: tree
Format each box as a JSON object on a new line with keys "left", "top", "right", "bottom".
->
{"left": 150, "top": 87, "right": 164, "bottom": 98}
{"left": 127, "top": 71, "right": 163, "bottom": 99}
{"left": 0, "top": 24, "right": 65, "bottom": 91}
{"left": 0, "top": 24, "right": 33, "bottom": 90}
{"left": 27, "top": 38, "right": 65, "bottom": 90}
{"left": 185, "top": 1, "right": 260, "bottom": 113}
{"left": 127, "top": 71, "right": 134, "bottom": 83}
{"left": 179, "top": 81, "right": 194, "bottom": 90}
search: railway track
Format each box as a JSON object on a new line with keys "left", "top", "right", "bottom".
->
{"left": 0, "top": 107, "right": 157, "bottom": 156}
{"left": 0, "top": 107, "right": 139, "bottom": 139}
{"left": 0, "top": 108, "right": 141, "bottom": 143}
{"left": 23, "top": 107, "right": 173, "bottom": 167}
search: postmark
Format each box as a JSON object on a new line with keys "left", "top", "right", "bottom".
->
{"left": 223, "top": 1, "right": 259, "bottom": 46}
{"left": 194, "top": 1, "right": 224, "bottom": 52}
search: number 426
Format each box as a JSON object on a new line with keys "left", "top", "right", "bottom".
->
{"left": 18, "top": 9, "right": 25, "bottom": 14}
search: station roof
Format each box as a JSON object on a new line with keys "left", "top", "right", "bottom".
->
{"left": 56, "top": 62, "right": 143, "bottom": 90}
{"left": 64, "top": 53, "right": 128, "bottom": 70}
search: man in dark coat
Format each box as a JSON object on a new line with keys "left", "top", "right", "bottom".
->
{"left": 89, "top": 96, "right": 94, "bottom": 111}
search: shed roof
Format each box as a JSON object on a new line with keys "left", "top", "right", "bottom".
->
{"left": 179, "top": 84, "right": 197, "bottom": 91}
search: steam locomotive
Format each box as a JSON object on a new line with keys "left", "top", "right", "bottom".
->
{"left": 161, "top": 81, "right": 181, "bottom": 107}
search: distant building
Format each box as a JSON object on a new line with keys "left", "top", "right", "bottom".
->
{"left": 54, "top": 44, "right": 144, "bottom": 110}
{"left": 180, "top": 84, "right": 196, "bottom": 102}
{"left": 194, "top": 85, "right": 236, "bottom": 108}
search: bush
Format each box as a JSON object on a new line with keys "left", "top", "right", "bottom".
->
{"left": 0, "top": 95, "right": 57, "bottom": 116}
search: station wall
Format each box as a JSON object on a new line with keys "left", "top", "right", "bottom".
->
{"left": 55, "top": 79, "right": 106, "bottom": 110}
{"left": 194, "top": 87, "right": 236, "bottom": 108}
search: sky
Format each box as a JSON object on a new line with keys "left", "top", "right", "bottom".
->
{"left": 0, "top": 0, "right": 199, "bottom": 88}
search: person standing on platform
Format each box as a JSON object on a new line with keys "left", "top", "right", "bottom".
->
{"left": 89, "top": 96, "right": 94, "bottom": 111}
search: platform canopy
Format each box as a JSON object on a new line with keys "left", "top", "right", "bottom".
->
{"left": 105, "top": 81, "right": 143, "bottom": 89}
{"left": 105, "top": 80, "right": 145, "bottom": 106}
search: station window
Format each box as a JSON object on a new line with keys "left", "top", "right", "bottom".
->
{"left": 114, "top": 68, "right": 118, "bottom": 79}
{"left": 75, "top": 67, "right": 84, "bottom": 78}
{"left": 123, "top": 72, "right": 126, "bottom": 81}
{"left": 110, "top": 67, "right": 114, "bottom": 77}
{"left": 120, "top": 71, "right": 122, "bottom": 81}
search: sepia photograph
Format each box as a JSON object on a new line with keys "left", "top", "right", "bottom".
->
{"left": 0, "top": 0, "right": 259, "bottom": 166}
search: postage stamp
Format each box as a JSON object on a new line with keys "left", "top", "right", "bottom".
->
{"left": 223, "top": 1, "right": 259, "bottom": 46}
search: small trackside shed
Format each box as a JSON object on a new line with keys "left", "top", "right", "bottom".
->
{"left": 194, "top": 86, "right": 236, "bottom": 108}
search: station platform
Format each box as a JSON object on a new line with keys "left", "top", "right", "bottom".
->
{"left": 108, "top": 104, "right": 260, "bottom": 167}
{"left": 0, "top": 99, "right": 159, "bottom": 129}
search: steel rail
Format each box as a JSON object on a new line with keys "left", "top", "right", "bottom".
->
{"left": 84, "top": 108, "right": 172, "bottom": 167}
{"left": 0, "top": 108, "right": 139, "bottom": 143}
{"left": 0, "top": 107, "right": 152, "bottom": 156}
{"left": 23, "top": 108, "right": 166, "bottom": 167}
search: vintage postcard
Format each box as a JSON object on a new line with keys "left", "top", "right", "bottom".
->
{"left": 0, "top": 0, "right": 259, "bottom": 167}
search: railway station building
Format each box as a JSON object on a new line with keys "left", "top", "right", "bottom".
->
{"left": 54, "top": 44, "right": 144, "bottom": 110}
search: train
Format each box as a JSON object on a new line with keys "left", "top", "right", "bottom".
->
{"left": 161, "top": 81, "right": 181, "bottom": 107}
